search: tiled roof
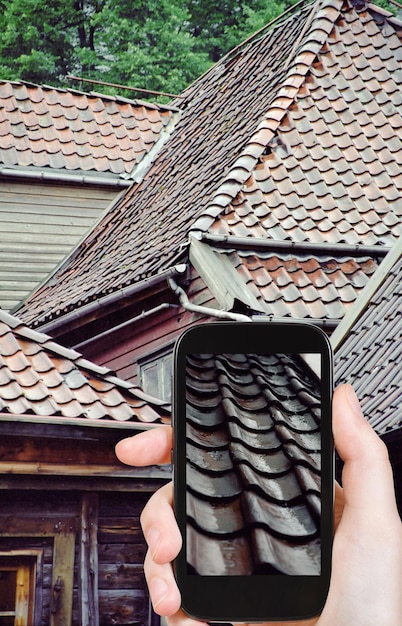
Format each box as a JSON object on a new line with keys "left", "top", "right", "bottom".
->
{"left": 186, "top": 352, "right": 321, "bottom": 575}
{"left": 17, "top": 0, "right": 402, "bottom": 327}
{"left": 0, "top": 309, "right": 169, "bottom": 423}
{"left": 0, "top": 80, "right": 178, "bottom": 178}
{"left": 202, "top": 3, "right": 402, "bottom": 245}
{"left": 190, "top": 236, "right": 379, "bottom": 320}
{"left": 333, "top": 237, "right": 402, "bottom": 435}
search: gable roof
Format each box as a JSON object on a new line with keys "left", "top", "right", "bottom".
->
{"left": 0, "top": 309, "right": 169, "bottom": 426}
{"left": 16, "top": 0, "right": 402, "bottom": 328}
{"left": 332, "top": 236, "right": 402, "bottom": 435}
{"left": 0, "top": 81, "right": 180, "bottom": 313}
{"left": 0, "top": 80, "right": 179, "bottom": 182}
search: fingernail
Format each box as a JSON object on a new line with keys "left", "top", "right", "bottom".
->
{"left": 146, "top": 527, "right": 161, "bottom": 559}
{"left": 345, "top": 384, "right": 364, "bottom": 420}
{"left": 149, "top": 577, "right": 169, "bottom": 609}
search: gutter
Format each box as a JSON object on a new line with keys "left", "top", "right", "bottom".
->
{"left": 0, "top": 166, "right": 132, "bottom": 188}
{"left": 197, "top": 233, "right": 390, "bottom": 258}
{"left": 38, "top": 264, "right": 187, "bottom": 335}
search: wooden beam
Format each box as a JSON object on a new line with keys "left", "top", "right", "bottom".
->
{"left": 0, "top": 475, "right": 170, "bottom": 493}
{"left": 0, "top": 461, "right": 170, "bottom": 479}
{"left": 50, "top": 533, "right": 75, "bottom": 626}
{"left": 0, "top": 517, "right": 79, "bottom": 537}
{"left": 81, "top": 493, "right": 100, "bottom": 626}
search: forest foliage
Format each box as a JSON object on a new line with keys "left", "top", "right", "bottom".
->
{"left": 0, "top": 0, "right": 398, "bottom": 100}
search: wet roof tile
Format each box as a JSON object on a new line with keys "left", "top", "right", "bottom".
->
{"left": 0, "top": 309, "right": 169, "bottom": 424}
{"left": 0, "top": 80, "right": 178, "bottom": 178}
{"left": 186, "top": 352, "right": 321, "bottom": 575}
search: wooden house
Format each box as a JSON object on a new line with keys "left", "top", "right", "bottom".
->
{"left": 2, "top": 0, "right": 402, "bottom": 624}
{"left": 16, "top": 0, "right": 401, "bottom": 407}
{"left": 0, "top": 309, "right": 170, "bottom": 625}
{"left": 0, "top": 81, "right": 179, "bottom": 311}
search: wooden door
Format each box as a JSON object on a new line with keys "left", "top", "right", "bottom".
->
{"left": 0, "top": 558, "right": 35, "bottom": 626}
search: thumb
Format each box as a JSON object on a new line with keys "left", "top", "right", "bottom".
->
{"left": 333, "top": 384, "right": 399, "bottom": 524}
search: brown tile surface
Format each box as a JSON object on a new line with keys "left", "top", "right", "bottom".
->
{"left": 0, "top": 81, "right": 177, "bottom": 177}
{"left": 199, "top": 245, "right": 379, "bottom": 320}
{"left": 16, "top": 0, "right": 402, "bottom": 327}
{"left": 0, "top": 309, "right": 169, "bottom": 423}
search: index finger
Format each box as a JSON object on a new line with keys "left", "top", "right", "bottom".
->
{"left": 116, "top": 425, "right": 173, "bottom": 466}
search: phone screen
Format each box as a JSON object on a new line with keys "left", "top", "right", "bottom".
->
{"left": 185, "top": 351, "right": 322, "bottom": 577}
{"left": 174, "top": 322, "right": 333, "bottom": 621}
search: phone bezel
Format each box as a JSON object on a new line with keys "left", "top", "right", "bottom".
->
{"left": 173, "top": 321, "right": 333, "bottom": 622}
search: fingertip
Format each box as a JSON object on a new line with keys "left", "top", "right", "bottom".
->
{"left": 333, "top": 385, "right": 397, "bottom": 519}
{"left": 145, "top": 559, "right": 181, "bottom": 617}
{"left": 149, "top": 576, "right": 181, "bottom": 615}
{"left": 333, "top": 384, "right": 388, "bottom": 463}
{"left": 115, "top": 426, "right": 173, "bottom": 466}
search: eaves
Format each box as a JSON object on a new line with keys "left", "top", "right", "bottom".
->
{"left": 0, "top": 165, "right": 132, "bottom": 188}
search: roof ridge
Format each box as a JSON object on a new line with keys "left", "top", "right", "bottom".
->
{"left": 0, "top": 78, "right": 178, "bottom": 112}
{"left": 190, "top": 0, "right": 344, "bottom": 235}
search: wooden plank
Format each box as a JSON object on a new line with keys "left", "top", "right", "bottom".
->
{"left": 98, "top": 543, "right": 146, "bottom": 566}
{"left": 0, "top": 461, "right": 168, "bottom": 479}
{"left": 0, "top": 517, "right": 79, "bottom": 537}
{"left": 80, "top": 493, "right": 99, "bottom": 626}
{"left": 50, "top": 533, "right": 75, "bottom": 626}
{"left": 0, "top": 198, "right": 100, "bottom": 215}
{"left": 0, "top": 240, "right": 72, "bottom": 254}
{"left": 98, "top": 589, "right": 147, "bottom": 626}
{"left": 0, "top": 180, "right": 117, "bottom": 311}
{"left": 98, "top": 517, "right": 142, "bottom": 544}
{"left": 98, "top": 563, "right": 145, "bottom": 590}
{"left": 98, "top": 492, "right": 149, "bottom": 517}
{"left": 0, "top": 210, "right": 96, "bottom": 227}
{"left": 0, "top": 230, "right": 81, "bottom": 245}
{"left": 0, "top": 435, "right": 122, "bottom": 465}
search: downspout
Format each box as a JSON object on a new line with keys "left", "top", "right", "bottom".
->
{"left": 168, "top": 277, "right": 252, "bottom": 322}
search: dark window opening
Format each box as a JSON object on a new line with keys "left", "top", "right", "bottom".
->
{"left": 139, "top": 348, "right": 173, "bottom": 402}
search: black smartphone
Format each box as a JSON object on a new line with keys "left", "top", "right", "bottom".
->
{"left": 173, "top": 321, "right": 333, "bottom": 622}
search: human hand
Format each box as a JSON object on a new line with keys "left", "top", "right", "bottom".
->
{"left": 116, "top": 384, "right": 402, "bottom": 626}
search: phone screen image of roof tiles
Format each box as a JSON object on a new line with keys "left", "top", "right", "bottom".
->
{"left": 185, "top": 353, "right": 321, "bottom": 575}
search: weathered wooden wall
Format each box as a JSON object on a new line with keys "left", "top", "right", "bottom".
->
{"left": 0, "top": 488, "right": 158, "bottom": 626}
{"left": 0, "top": 178, "right": 119, "bottom": 311}
{"left": 97, "top": 492, "right": 150, "bottom": 626}
{"left": 0, "top": 490, "right": 80, "bottom": 625}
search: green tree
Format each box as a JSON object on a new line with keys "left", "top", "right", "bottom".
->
{"left": 187, "top": 0, "right": 290, "bottom": 62}
{"left": 0, "top": 0, "right": 398, "bottom": 98}
{"left": 0, "top": 0, "right": 77, "bottom": 82}
{"left": 0, "top": 0, "right": 212, "bottom": 95}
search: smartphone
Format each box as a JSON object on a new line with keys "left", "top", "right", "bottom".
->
{"left": 173, "top": 321, "right": 333, "bottom": 622}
